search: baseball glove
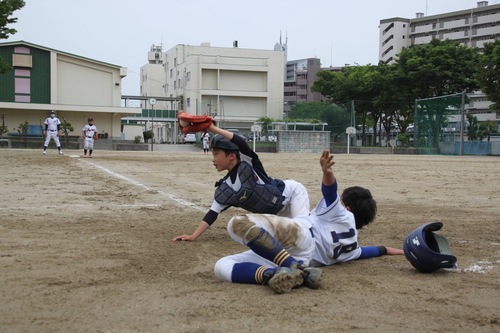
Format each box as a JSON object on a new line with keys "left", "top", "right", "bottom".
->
{"left": 178, "top": 111, "right": 215, "bottom": 133}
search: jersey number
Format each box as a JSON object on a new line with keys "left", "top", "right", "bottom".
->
{"left": 331, "top": 228, "right": 357, "bottom": 259}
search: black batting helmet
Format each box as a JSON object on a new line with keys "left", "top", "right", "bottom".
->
{"left": 403, "top": 221, "right": 457, "bottom": 273}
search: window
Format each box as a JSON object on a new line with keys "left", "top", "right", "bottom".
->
{"left": 170, "top": 69, "right": 173, "bottom": 78}
{"left": 15, "top": 78, "right": 30, "bottom": 94}
{"left": 14, "top": 64, "right": 31, "bottom": 102}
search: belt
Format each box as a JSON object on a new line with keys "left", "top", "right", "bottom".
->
{"left": 49, "top": 130, "right": 57, "bottom": 132}
{"left": 86, "top": 136, "right": 93, "bottom": 138}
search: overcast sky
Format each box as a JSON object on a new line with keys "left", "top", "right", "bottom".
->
{"left": 6, "top": 0, "right": 499, "bottom": 95}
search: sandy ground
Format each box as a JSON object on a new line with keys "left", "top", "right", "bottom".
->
{"left": 0, "top": 148, "right": 499, "bottom": 333}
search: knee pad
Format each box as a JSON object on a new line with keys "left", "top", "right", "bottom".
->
{"left": 228, "top": 215, "right": 259, "bottom": 244}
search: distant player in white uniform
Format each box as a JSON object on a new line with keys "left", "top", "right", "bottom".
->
{"left": 43, "top": 111, "right": 63, "bottom": 155}
{"left": 213, "top": 150, "right": 404, "bottom": 294}
{"left": 201, "top": 129, "right": 210, "bottom": 154}
{"left": 82, "top": 117, "right": 98, "bottom": 158}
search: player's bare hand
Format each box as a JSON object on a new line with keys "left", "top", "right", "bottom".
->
{"left": 173, "top": 234, "right": 197, "bottom": 242}
{"left": 386, "top": 247, "right": 404, "bottom": 255}
{"left": 320, "top": 150, "right": 335, "bottom": 172}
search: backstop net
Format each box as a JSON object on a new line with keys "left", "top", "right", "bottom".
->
{"left": 414, "top": 93, "right": 466, "bottom": 154}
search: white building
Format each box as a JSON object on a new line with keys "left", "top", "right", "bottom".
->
{"left": 0, "top": 40, "right": 140, "bottom": 141}
{"left": 379, "top": 1, "right": 500, "bottom": 64}
{"left": 379, "top": 1, "right": 500, "bottom": 125}
{"left": 140, "top": 42, "right": 285, "bottom": 133}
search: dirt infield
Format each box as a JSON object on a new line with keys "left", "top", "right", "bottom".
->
{"left": 1, "top": 149, "right": 499, "bottom": 333}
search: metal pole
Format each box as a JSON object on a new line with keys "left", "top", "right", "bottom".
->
{"left": 414, "top": 99, "right": 418, "bottom": 148}
{"left": 459, "top": 91, "right": 465, "bottom": 156}
{"left": 347, "top": 133, "right": 350, "bottom": 154}
{"left": 151, "top": 105, "right": 154, "bottom": 151}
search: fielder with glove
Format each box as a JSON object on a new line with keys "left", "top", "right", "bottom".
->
{"left": 177, "top": 111, "right": 215, "bottom": 134}
{"left": 174, "top": 112, "right": 310, "bottom": 242}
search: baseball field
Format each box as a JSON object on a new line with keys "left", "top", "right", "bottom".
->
{"left": 1, "top": 148, "right": 499, "bottom": 332}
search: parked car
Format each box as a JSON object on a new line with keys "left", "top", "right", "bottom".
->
{"left": 179, "top": 132, "right": 196, "bottom": 144}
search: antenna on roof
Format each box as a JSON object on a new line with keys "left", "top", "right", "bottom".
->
{"left": 330, "top": 44, "right": 333, "bottom": 67}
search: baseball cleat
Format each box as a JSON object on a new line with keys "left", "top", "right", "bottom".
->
{"left": 268, "top": 267, "right": 304, "bottom": 294}
{"left": 300, "top": 267, "right": 322, "bottom": 289}
{"left": 43, "top": 151, "right": 46, "bottom": 155}
{"left": 58, "top": 151, "right": 63, "bottom": 155}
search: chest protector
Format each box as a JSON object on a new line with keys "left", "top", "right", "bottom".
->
{"left": 214, "top": 162, "right": 285, "bottom": 214}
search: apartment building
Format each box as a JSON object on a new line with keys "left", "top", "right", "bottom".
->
{"left": 379, "top": 1, "right": 500, "bottom": 123}
{"left": 379, "top": 1, "right": 500, "bottom": 64}
{"left": 139, "top": 42, "right": 285, "bottom": 132}
{"left": 283, "top": 58, "right": 323, "bottom": 117}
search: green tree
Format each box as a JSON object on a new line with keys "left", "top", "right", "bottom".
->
{"left": 393, "top": 39, "right": 478, "bottom": 148}
{"left": 477, "top": 39, "right": 500, "bottom": 112}
{"left": 16, "top": 119, "right": 28, "bottom": 147}
{"left": 478, "top": 119, "right": 497, "bottom": 142}
{"left": 289, "top": 101, "right": 350, "bottom": 141}
{"left": 312, "top": 64, "right": 388, "bottom": 145}
{"left": 466, "top": 114, "right": 479, "bottom": 141}
{"left": 0, "top": 112, "right": 8, "bottom": 138}
{"left": 61, "top": 118, "right": 74, "bottom": 147}
{"left": 0, "top": 0, "right": 25, "bottom": 73}
{"left": 256, "top": 117, "right": 273, "bottom": 140}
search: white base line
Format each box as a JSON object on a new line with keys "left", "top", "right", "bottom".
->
{"left": 0, "top": 203, "right": 161, "bottom": 211}
{"left": 79, "top": 159, "right": 205, "bottom": 212}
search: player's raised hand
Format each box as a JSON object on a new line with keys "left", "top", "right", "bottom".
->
{"left": 320, "top": 150, "right": 335, "bottom": 173}
{"left": 320, "top": 150, "right": 336, "bottom": 186}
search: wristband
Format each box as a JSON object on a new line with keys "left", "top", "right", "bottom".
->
{"left": 377, "top": 246, "right": 387, "bottom": 255}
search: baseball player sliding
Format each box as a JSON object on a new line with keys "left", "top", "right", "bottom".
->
{"left": 43, "top": 111, "right": 63, "bottom": 155}
{"left": 82, "top": 117, "right": 98, "bottom": 157}
{"left": 213, "top": 150, "right": 404, "bottom": 293}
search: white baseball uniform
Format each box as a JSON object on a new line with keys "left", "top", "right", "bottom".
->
{"left": 214, "top": 192, "right": 362, "bottom": 282}
{"left": 202, "top": 132, "right": 210, "bottom": 150}
{"left": 44, "top": 116, "right": 61, "bottom": 148}
{"left": 82, "top": 124, "right": 98, "bottom": 150}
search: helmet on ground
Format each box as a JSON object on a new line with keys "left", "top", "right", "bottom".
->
{"left": 403, "top": 221, "right": 457, "bottom": 273}
{"left": 210, "top": 134, "right": 239, "bottom": 151}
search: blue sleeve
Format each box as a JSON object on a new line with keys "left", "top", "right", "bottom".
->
{"left": 358, "top": 246, "right": 387, "bottom": 259}
{"left": 57, "top": 124, "right": 61, "bottom": 131}
{"left": 322, "top": 180, "right": 338, "bottom": 206}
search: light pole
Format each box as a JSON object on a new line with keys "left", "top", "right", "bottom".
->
{"left": 149, "top": 98, "right": 156, "bottom": 151}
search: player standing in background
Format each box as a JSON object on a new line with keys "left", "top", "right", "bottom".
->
{"left": 201, "top": 129, "right": 210, "bottom": 154}
{"left": 43, "top": 111, "right": 63, "bottom": 155}
{"left": 213, "top": 150, "right": 404, "bottom": 294}
{"left": 82, "top": 117, "right": 98, "bottom": 158}
{"left": 173, "top": 122, "right": 311, "bottom": 242}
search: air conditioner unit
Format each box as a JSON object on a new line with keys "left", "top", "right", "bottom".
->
{"left": 120, "top": 67, "right": 128, "bottom": 77}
